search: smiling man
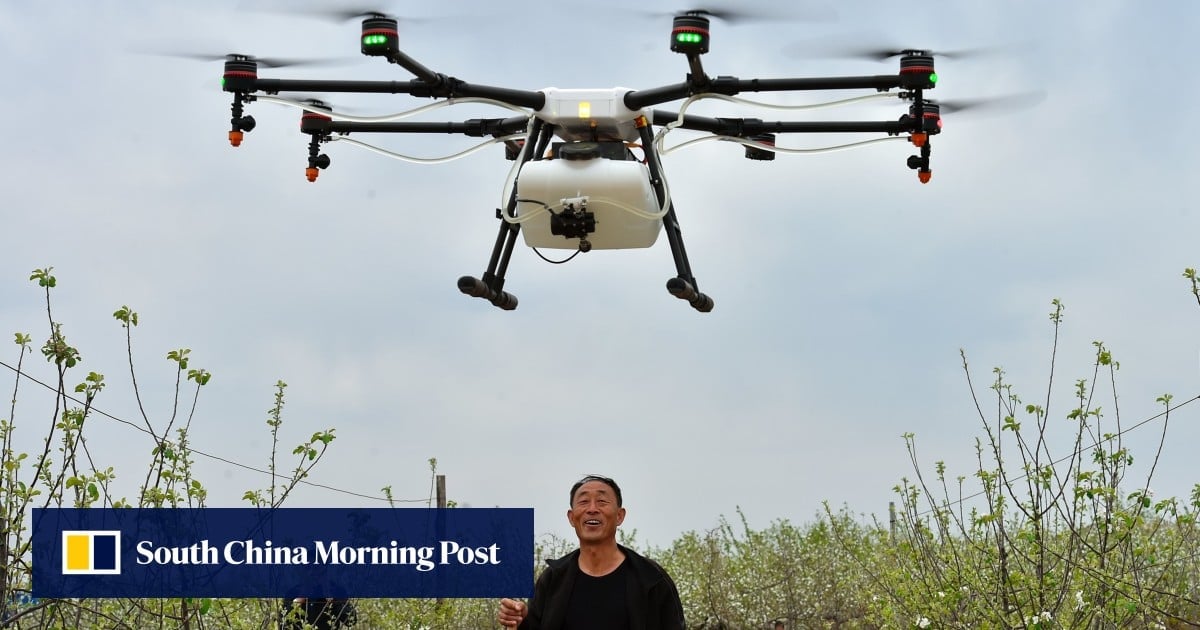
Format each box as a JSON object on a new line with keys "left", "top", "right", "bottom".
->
{"left": 498, "top": 475, "right": 685, "bottom": 629}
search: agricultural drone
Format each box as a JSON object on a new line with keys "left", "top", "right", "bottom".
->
{"left": 217, "top": 9, "right": 951, "bottom": 313}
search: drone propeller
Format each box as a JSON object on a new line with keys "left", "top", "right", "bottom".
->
{"left": 275, "top": 95, "right": 365, "bottom": 115}
{"left": 154, "top": 52, "right": 347, "bottom": 69}
{"left": 252, "top": 4, "right": 434, "bottom": 24}
{"left": 644, "top": 3, "right": 837, "bottom": 24}
{"left": 785, "top": 31, "right": 1025, "bottom": 63}
{"left": 289, "top": 96, "right": 334, "bottom": 110}
{"left": 933, "top": 91, "right": 1047, "bottom": 116}
{"left": 321, "top": 8, "right": 392, "bottom": 21}
{"left": 841, "top": 45, "right": 1008, "bottom": 62}
{"left": 678, "top": 7, "right": 778, "bottom": 23}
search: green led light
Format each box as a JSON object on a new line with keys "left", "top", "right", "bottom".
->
{"left": 929, "top": 72, "right": 938, "bottom": 84}
{"left": 363, "top": 34, "right": 388, "bottom": 46}
{"left": 220, "top": 77, "right": 225, "bottom": 87}
{"left": 675, "top": 32, "right": 702, "bottom": 44}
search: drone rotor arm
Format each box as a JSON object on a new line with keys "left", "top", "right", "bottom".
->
{"left": 319, "top": 116, "right": 530, "bottom": 137}
{"left": 626, "top": 72, "right": 919, "bottom": 110}
{"left": 246, "top": 76, "right": 545, "bottom": 109}
{"left": 251, "top": 78, "right": 437, "bottom": 96}
{"left": 380, "top": 48, "right": 444, "bottom": 86}
{"left": 649, "top": 110, "right": 735, "bottom": 134}
{"left": 712, "top": 74, "right": 910, "bottom": 95}
{"left": 443, "top": 80, "right": 545, "bottom": 110}
{"left": 740, "top": 119, "right": 916, "bottom": 135}
{"left": 650, "top": 111, "right": 915, "bottom": 136}
{"left": 624, "top": 83, "right": 696, "bottom": 111}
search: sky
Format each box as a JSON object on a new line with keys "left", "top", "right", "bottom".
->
{"left": 1, "top": 1, "right": 1198, "bottom": 550}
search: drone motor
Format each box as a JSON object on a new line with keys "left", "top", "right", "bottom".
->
{"left": 670, "top": 13, "right": 710, "bottom": 55}
{"left": 360, "top": 15, "right": 399, "bottom": 56}
{"left": 744, "top": 133, "right": 776, "bottom": 161}
{"left": 898, "top": 51, "right": 938, "bottom": 89}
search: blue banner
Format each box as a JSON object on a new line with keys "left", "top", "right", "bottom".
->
{"left": 32, "top": 508, "right": 534, "bottom": 598}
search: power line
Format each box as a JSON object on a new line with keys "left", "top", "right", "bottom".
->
{"left": 0, "top": 358, "right": 432, "bottom": 505}
{"left": 907, "top": 393, "right": 1200, "bottom": 517}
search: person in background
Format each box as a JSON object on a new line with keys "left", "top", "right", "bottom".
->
{"left": 498, "top": 475, "right": 685, "bottom": 629}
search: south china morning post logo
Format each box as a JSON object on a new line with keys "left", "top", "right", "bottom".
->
{"left": 61, "top": 531, "right": 121, "bottom": 575}
{"left": 132, "top": 537, "right": 500, "bottom": 572}
{"left": 33, "top": 507, "right": 533, "bottom": 598}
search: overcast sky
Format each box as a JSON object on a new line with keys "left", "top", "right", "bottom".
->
{"left": 1, "top": 1, "right": 1198, "bottom": 549}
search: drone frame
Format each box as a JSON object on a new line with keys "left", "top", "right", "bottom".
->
{"left": 219, "top": 12, "right": 942, "bottom": 313}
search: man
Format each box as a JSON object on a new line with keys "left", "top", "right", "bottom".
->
{"left": 498, "top": 475, "right": 685, "bottom": 629}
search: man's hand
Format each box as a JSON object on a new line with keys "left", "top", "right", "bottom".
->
{"left": 497, "top": 598, "right": 527, "bottom": 628}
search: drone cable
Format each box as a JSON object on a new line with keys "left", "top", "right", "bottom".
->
{"left": 514, "top": 196, "right": 661, "bottom": 262}
{"left": 498, "top": 117, "right": 541, "bottom": 213}
{"left": 500, "top": 199, "right": 565, "bottom": 225}
{"left": 654, "top": 91, "right": 906, "bottom": 158}
{"left": 659, "top": 134, "right": 907, "bottom": 157}
{"left": 327, "top": 134, "right": 527, "bottom": 165}
{"left": 507, "top": 194, "right": 671, "bottom": 227}
{"left": 500, "top": 192, "right": 671, "bottom": 226}
{"left": 586, "top": 195, "right": 670, "bottom": 220}
{"left": 507, "top": 198, "right": 583, "bottom": 262}
{"left": 531, "top": 247, "right": 582, "bottom": 265}
{"left": 654, "top": 92, "right": 895, "bottom": 144}
{"left": 256, "top": 95, "right": 532, "bottom": 121}
{"left": 678, "top": 91, "right": 898, "bottom": 116}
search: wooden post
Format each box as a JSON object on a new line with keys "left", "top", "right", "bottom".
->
{"left": 436, "top": 474, "right": 446, "bottom": 607}
{"left": 888, "top": 502, "right": 897, "bottom": 543}
{"left": 0, "top": 513, "right": 7, "bottom": 617}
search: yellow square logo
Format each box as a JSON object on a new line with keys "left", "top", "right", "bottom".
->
{"left": 62, "top": 531, "right": 121, "bottom": 575}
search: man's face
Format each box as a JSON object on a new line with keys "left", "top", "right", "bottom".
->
{"left": 567, "top": 480, "right": 626, "bottom": 544}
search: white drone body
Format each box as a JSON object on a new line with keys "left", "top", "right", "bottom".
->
{"left": 535, "top": 87, "right": 644, "bottom": 142}
{"left": 516, "top": 88, "right": 662, "bottom": 251}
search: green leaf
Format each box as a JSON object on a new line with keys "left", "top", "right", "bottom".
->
{"left": 30, "top": 267, "right": 57, "bottom": 288}
{"left": 167, "top": 348, "right": 191, "bottom": 369}
{"left": 187, "top": 368, "right": 212, "bottom": 386}
{"left": 113, "top": 306, "right": 139, "bottom": 327}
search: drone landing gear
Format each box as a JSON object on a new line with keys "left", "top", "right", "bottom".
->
{"left": 662, "top": 207, "right": 714, "bottom": 313}
{"left": 636, "top": 118, "right": 714, "bottom": 313}
{"left": 457, "top": 213, "right": 519, "bottom": 311}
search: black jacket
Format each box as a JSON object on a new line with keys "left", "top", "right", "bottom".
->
{"left": 519, "top": 545, "right": 685, "bottom": 630}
